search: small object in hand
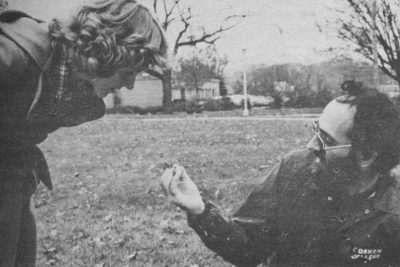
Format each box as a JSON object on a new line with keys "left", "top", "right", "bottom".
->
{"left": 163, "top": 163, "right": 172, "bottom": 170}
{"left": 172, "top": 165, "right": 177, "bottom": 176}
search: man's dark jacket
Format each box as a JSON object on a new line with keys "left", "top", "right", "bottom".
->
{"left": 188, "top": 150, "right": 400, "bottom": 266}
{"left": 0, "top": 11, "right": 105, "bottom": 188}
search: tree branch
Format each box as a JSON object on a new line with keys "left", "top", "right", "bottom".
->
{"left": 161, "top": 0, "right": 179, "bottom": 30}
{"left": 339, "top": 0, "right": 400, "bottom": 83}
{"left": 144, "top": 66, "right": 164, "bottom": 80}
{"left": 224, "top": 14, "right": 247, "bottom": 21}
{"left": 166, "top": 0, "right": 179, "bottom": 19}
{"left": 173, "top": 8, "right": 191, "bottom": 54}
{"left": 176, "top": 23, "right": 238, "bottom": 50}
{"left": 153, "top": 0, "right": 158, "bottom": 15}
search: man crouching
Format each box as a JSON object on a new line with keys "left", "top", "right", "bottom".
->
{"left": 161, "top": 81, "right": 400, "bottom": 266}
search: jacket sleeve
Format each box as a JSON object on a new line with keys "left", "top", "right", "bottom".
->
{"left": 187, "top": 162, "right": 282, "bottom": 267}
{"left": 0, "top": 33, "right": 30, "bottom": 86}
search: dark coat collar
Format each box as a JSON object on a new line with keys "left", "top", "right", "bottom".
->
{"left": 0, "top": 10, "right": 51, "bottom": 70}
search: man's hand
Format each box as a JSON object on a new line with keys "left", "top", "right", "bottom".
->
{"left": 160, "top": 164, "right": 205, "bottom": 215}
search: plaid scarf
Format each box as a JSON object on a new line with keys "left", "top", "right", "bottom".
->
{"left": 27, "top": 44, "right": 105, "bottom": 131}
{"left": 55, "top": 45, "right": 70, "bottom": 100}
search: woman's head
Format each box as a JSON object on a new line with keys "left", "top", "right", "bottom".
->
{"left": 49, "top": 0, "right": 168, "bottom": 77}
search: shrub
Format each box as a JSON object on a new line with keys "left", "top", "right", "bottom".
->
{"left": 106, "top": 105, "right": 164, "bottom": 115}
{"left": 170, "top": 100, "right": 204, "bottom": 113}
{"left": 171, "top": 100, "right": 187, "bottom": 112}
{"left": 240, "top": 99, "right": 252, "bottom": 110}
{"left": 203, "top": 99, "right": 221, "bottom": 111}
{"left": 185, "top": 100, "right": 203, "bottom": 114}
{"left": 201, "top": 97, "right": 237, "bottom": 111}
{"left": 220, "top": 96, "right": 236, "bottom": 110}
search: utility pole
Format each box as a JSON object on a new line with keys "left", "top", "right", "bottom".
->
{"left": 242, "top": 48, "right": 249, "bottom": 116}
{"left": 371, "top": 0, "right": 379, "bottom": 88}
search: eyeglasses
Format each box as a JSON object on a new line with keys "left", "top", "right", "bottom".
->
{"left": 312, "top": 120, "right": 352, "bottom": 151}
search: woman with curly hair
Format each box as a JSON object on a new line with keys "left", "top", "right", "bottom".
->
{"left": 0, "top": 0, "right": 168, "bottom": 266}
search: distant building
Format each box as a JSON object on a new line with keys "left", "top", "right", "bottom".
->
{"left": 104, "top": 73, "right": 163, "bottom": 108}
{"left": 274, "top": 81, "right": 294, "bottom": 93}
{"left": 171, "top": 79, "right": 220, "bottom": 101}
{"left": 104, "top": 74, "right": 224, "bottom": 108}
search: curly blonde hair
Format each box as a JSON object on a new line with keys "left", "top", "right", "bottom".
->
{"left": 49, "top": 0, "right": 168, "bottom": 77}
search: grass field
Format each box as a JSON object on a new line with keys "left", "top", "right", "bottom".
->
{"left": 35, "top": 113, "right": 314, "bottom": 266}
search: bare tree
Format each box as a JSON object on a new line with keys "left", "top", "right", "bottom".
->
{"left": 338, "top": 0, "right": 400, "bottom": 85}
{"left": 144, "top": 0, "right": 245, "bottom": 112}
{"left": 175, "top": 46, "right": 228, "bottom": 95}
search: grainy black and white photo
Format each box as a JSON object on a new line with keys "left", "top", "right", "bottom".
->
{"left": 2, "top": 0, "right": 400, "bottom": 266}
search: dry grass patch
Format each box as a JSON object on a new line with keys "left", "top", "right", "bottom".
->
{"left": 35, "top": 115, "right": 311, "bottom": 266}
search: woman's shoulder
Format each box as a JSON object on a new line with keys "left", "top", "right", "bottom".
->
{"left": 0, "top": 10, "right": 51, "bottom": 70}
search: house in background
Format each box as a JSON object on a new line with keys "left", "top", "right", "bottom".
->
{"left": 171, "top": 78, "right": 220, "bottom": 102}
{"left": 104, "top": 74, "right": 226, "bottom": 109}
{"left": 104, "top": 73, "right": 163, "bottom": 109}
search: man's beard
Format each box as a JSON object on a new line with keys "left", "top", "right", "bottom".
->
{"left": 310, "top": 149, "right": 361, "bottom": 195}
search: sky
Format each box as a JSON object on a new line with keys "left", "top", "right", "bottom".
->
{"left": 9, "top": 0, "right": 349, "bottom": 73}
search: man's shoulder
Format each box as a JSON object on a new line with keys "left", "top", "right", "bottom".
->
{"left": 255, "top": 149, "right": 315, "bottom": 196}
{"left": 279, "top": 149, "right": 315, "bottom": 175}
{"left": 233, "top": 149, "right": 315, "bottom": 219}
{"left": 256, "top": 149, "right": 314, "bottom": 190}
